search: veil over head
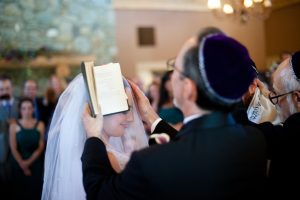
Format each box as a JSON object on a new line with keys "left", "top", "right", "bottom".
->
{"left": 42, "top": 74, "right": 148, "bottom": 200}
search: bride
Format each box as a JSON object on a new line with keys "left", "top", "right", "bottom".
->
{"left": 42, "top": 74, "right": 149, "bottom": 200}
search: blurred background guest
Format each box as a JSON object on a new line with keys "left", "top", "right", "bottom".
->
{"left": 22, "top": 80, "right": 44, "bottom": 123}
{"left": 48, "top": 75, "right": 66, "bottom": 102}
{"left": 0, "top": 74, "right": 19, "bottom": 195}
{"left": 146, "top": 81, "right": 160, "bottom": 112}
{"left": 157, "top": 71, "right": 183, "bottom": 130}
{"left": 9, "top": 97, "right": 45, "bottom": 200}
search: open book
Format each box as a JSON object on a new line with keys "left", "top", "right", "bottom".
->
{"left": 81, "top": 61, "right": 129, "bottom": 117}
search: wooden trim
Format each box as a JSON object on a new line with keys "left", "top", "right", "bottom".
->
{"left": 113, "top": 0, "right": 208, "bottom": 11}
{"left": 0, "top": 55, "right": 96, "bottom": 68}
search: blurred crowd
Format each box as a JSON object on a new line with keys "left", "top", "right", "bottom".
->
{"left": 0, "top": 74, "right": 65, "bottom": 199}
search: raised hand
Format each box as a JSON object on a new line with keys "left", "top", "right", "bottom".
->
{"left": 256, "top": 79, "right": 270, "bottom": 97}
{"left": 128, "top": 79, "right": 160, "bottom": 126}
{"left": 82, "top": 103, "right": 103, "bottom": 139}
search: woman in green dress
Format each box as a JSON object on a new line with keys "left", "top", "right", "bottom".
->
{"left": 9, "top": 97, "right": 45, "bottom": 200}
{"left": 158, "top": 71, "right": 184, "bottom": 130}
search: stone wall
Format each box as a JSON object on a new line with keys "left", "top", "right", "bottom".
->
{"left": 0, "top": 0, "right": 116, "bottom": 64}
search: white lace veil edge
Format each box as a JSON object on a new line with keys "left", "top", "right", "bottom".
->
{"left": 42, "top": 74, "right": 148, "bottom": 200}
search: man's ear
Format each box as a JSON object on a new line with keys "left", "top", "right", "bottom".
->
{"left": 184, "top": 78, "right": 197, "bottom": 102}
{"left": 293, "top": 91, "right": 300, "bottom": 100}
{"left": 293, "top": 91, "right": 300, "bottom": 109}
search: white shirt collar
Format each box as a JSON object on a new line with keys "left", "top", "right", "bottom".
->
{"left": 1, "top": 98, "right": 14, "bottom": 106}
{"left": 183, "top": 114, "right": 202, "bottom": 124}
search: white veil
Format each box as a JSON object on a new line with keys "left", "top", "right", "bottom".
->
{"left": 42, "top": 74, "right": 148, "bottom": 200}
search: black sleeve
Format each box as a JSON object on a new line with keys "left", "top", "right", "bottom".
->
{"left": 81, "top": 137, "right": 116, "bottom": 200}
{"left": 149, "top": 120, "right": 179, "bottom": 145}
{"left": 81, "top": 137, "right": 150, "bottom": 200}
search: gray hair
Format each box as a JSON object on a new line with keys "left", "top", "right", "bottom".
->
{"left": 280, "top": 62, "right": 300, "bottom": 115}
{"left": 280, "top": 60, "right": 300, "bottom": 92}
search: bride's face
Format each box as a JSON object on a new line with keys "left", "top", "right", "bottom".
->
{"left": 103, "top": 89, "right": 134, "bottom": 137}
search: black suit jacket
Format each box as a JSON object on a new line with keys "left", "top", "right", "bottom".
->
{"left": 81, "top": 111, "right": 267, "bottom": 200}
{"left": 233, "top": 103, "right": 300, "bottom": 198}
{"left": 265, "top": 113, "right": 300, "bottom": 199}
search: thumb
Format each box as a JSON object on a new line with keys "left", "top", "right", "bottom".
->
{"left": 83, "top": 103, "right": 92, "bottom": 117}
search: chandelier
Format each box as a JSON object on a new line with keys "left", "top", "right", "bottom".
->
{"left": 207, "top": 0, "right": 272, "bottom": 23}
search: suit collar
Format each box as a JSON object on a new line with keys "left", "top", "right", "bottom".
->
{"left": 176, "top": 111, "right": 236, "bottom": 139}
{"left": 183, "top": 113, "right": 202, "bottom": 124}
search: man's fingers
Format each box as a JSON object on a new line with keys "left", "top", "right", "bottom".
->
{"left": 128, "top": 79, "right": 145, "bottom": 98}
{"left": 128, "top": 79, "right": 139, "bottom": 93}
{"left": 128, "top": 79, "right": 153, "bottom": 109}
{"left": 127, "top": 79, "right": 137, "bottom": 89}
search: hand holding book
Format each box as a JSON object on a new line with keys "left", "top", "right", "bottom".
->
{"left": 82, "top": 103, "right": 103, "bottom": 139}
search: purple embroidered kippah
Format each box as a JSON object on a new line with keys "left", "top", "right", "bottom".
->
{"left": 198, "top": 34, "right": 256, "bottom": 105}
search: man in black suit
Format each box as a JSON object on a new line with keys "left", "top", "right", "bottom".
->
{"left": 260, "top": 51, "right": 300, "bottom": 198}
{"left": 228, "top": 51, "right": 300, "bottom": 199}
{"left": 81, "top": 30, "right": 267, "bottom": 199}
{"left": 22, "top": 79, "right": 44, "bottom": 121}
{"left": 0, "top": 74, "right": 19, "bottom": 195}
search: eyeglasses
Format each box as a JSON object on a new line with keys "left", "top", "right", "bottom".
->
{"left": 268, "top": 90, "right": 295, "bottom": 105}
{"left": 166, "top": 58, "right": 187, "bottom": 78}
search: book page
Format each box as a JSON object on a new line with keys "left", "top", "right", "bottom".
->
{"left": 93, "top": 63, "right": 128, "bottom": 115}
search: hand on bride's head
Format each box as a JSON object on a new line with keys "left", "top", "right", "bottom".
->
{"left": 82, "top": 103, "right": 103, "bottom": 139}
{"left": 128, "top": 79, "right": 159, "bottom": 126}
